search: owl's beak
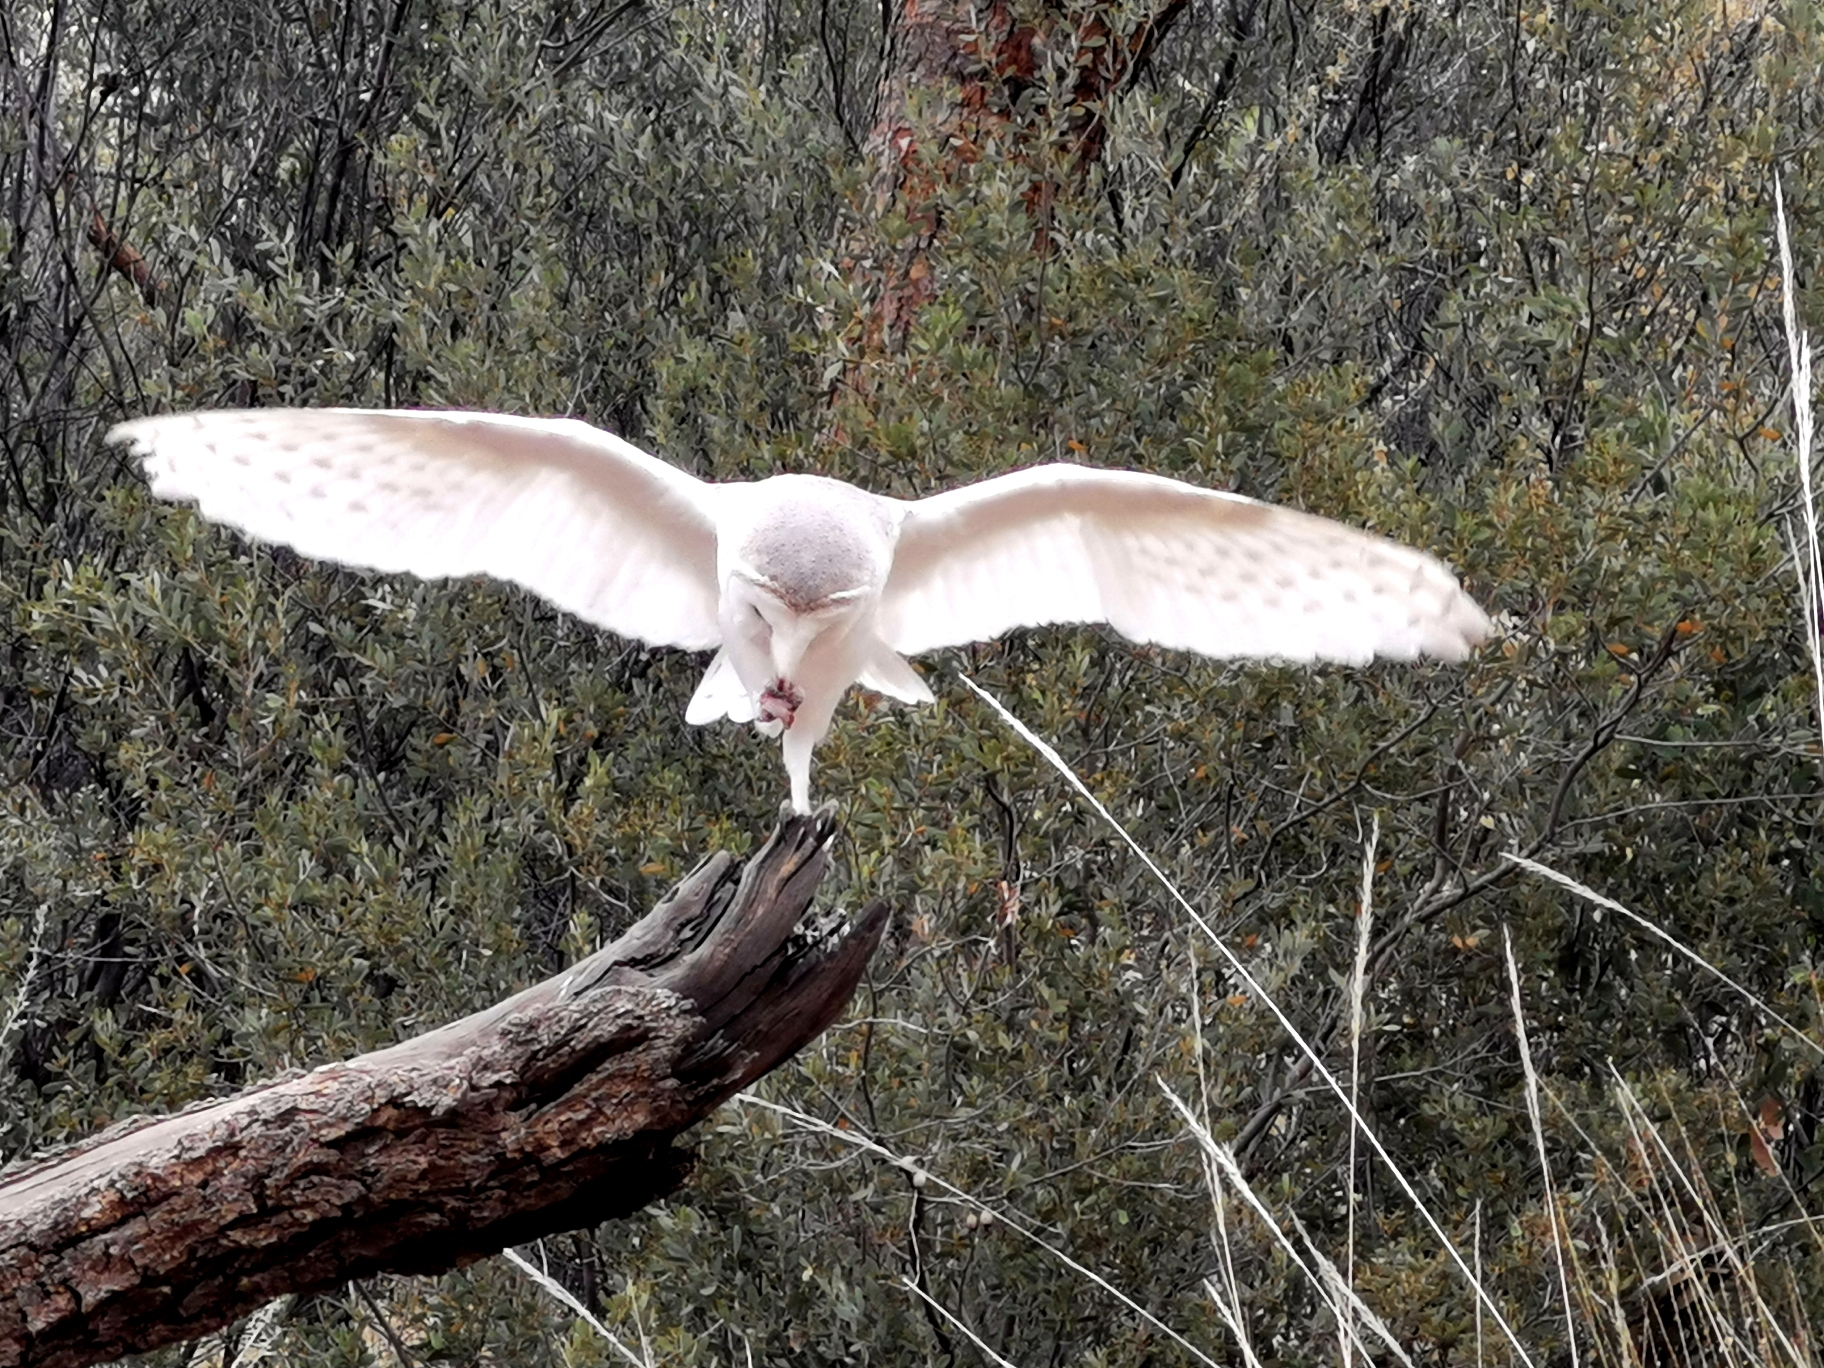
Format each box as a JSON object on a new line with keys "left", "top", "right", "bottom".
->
{"left": 767, "top": 614, "right": 823, "bottom": 686}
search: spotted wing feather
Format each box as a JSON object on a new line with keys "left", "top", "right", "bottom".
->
{"left": 879, "top": 465, "right": 1489, "bottom": 663}
{"left": 110, "top": 408, "right": 724, "bottom": 650}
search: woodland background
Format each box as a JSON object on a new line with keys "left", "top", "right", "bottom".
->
{"left": 4, "top": 0, "right": 1824, "bottom": 1363}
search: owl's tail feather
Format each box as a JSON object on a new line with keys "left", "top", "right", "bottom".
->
{"left": 685, "top": 650, "right": 756, "bottom": 724}
{"left": 856, "top": 642, "right": 935, "bottom": 707}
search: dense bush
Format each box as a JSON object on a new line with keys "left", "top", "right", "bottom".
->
{"left": 3, "top": 0, "right": 1821, "bottom": 1362}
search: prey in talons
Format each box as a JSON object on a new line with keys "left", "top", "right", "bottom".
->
{"left": 759, "top": 678, "right": 804, "bottom": 729}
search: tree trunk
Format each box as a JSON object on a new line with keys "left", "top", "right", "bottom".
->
{"left": 852, "top": 0, "right": 1192, "bottom": 353}
{"left": 0, "top": 808, "right": 884, "bottom": 1368}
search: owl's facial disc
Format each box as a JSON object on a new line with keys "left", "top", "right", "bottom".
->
{"left": 733, "top": 580, "right": 830, "bottom": 730}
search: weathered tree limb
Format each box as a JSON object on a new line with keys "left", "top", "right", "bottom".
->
{"left": 0, "top": 808, "right": 885, "bottom": 1368}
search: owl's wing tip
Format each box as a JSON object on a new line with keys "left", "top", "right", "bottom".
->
{"left": 1424, "top": 594, "right": 1496, "bottom": 662}
{"left": 106, "top": 416, "right": 158, "bottom": 451}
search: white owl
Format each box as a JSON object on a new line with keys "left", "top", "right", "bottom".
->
{"left": 110, "top": 410, "right": 1491, "bottom": 811}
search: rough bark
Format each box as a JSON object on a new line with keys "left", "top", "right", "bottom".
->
{"left": 0, "top": 808, "right": 885, "bottom": 1368}
{"left": 85, "top": 211, "right": 160, "bottom": 303}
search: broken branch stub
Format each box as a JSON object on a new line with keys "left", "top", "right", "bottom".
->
{"left": 0, "top": 807, "right": 884, "bottom": 1368}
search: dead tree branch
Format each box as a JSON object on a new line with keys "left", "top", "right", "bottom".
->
{"left": 0, "top": 807, "right": 885, "bottom": 1368}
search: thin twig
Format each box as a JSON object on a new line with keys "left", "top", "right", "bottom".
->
{"left": 353, "top": 1283, "right": 422, "bottom": 1368}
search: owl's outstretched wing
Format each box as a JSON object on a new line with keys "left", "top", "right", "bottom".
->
{"left": 110, "top": 408, "right": 725, "bottom": 650}
{"left": 879, "top": 464, "right": 1489, "bottom": 663}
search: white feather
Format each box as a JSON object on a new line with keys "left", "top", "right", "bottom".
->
{"left": 110, "top": 408, "right": 724, "bottom": 650}
{"left": 687, "top": 649, "right": 758, "bottom": 723}
{"left": 857, "top": 645, "right": 937, "bottom": 705}
{"left": 879, "top": 465, "right": 1489, "bottom": 664}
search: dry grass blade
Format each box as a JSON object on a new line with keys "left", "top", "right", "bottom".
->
{"left": 737, "top": 1091, "right": 1225, "bottom": 1367}
{"left": 1201, "top": 1276, "right": 1268, "bottom": 1368}
{"left": 1504, "top": 925, "right": 1580, "bottom": 1368}
{"left": 1198, "top": 1094, "right": 1257, "bottom": 1368}
{"left": 1346, "top": 810, "right": 1380, "bottom": 1368}
{"left": 502, "top": 1246, "right": 650, "bottom": 1368}
{"left": 898, "top": 1277, "right": 1021, "bottom": 1368}
{"left": 1159, "top": 1082, "right": 1414, "bottom": 1368}
{"left": 1603, "top": 1073, "right": 1817, "bottom": 1368}
{"left": 1773, "top": 173, "right": 1824, "bottom": 757}
{"left": 960, "top": 671, "right": 1537, "bottom": 1368}
{"left": 1505, "top": 854, "right": 1822, "bottom": 1059}
{"left": 1473, "top": 1201, "right": 1484, "bottom": 1368}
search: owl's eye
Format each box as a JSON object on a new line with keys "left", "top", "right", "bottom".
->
{"left": 750, "top": 604, "right": 768, "bottom": 627}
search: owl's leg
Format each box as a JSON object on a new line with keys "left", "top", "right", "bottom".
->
{"left": 782, "top": 726, "right": 814, "bottom": 814}
{"left": 778, "top": 686, "right": 841, "bottom": 814}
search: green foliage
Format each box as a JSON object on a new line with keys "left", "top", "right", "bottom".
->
{"left": 3, "top": 0, "right": 1822, "bottom": 1363}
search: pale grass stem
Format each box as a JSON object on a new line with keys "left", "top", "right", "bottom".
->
{"left": 1287, "top": 1208, "right": 1414, "bottom": 1368}
{"left": 1536, "top": 1070, "right": 1821, "bottom": 1368}
{"left": 1185, "top": 909, "right": 1255, "bottom": 1364}
{"left": 735, "top": 1091, "right": 1226, "bottom": 1368}
{"left": 1504, "top": 854, "right": 1823, "bottom": 1060}
{"left": 1195, "top": 1079, "right": 1257, "bottom": 1368}
{"left": 1159, "top": 1083, "right": 1414, "bottom": 1368}
{"left": 897, "top": 1277, "right": 1020, "bottom": 1368}
{"left": 958, "top": 671, "right": 1536, "bottom": 1368}
{"left": 1773, "top": 173, "right": 1824, "bottom": 759}
{"left": 1503, "top": 925, "right": 1580, "bottom": 1368}
{"left": 1607, "top": 1071, "right": 1814, "bottom": 1368}
{"left": 502, "top": 1245, "right": 652, "bottom": 1368}
{"left": 1473, "top": 1201, "right": 1484, "bottom": 1368}
{"left": 1201, "top": 1276, "right": 1268, "bottom": 1368}
{"left": 1501, "top": 846, "right": 1824, "bottom": 1367}
{"left": 1346, "top": 813, "right": 1380, "bottom": 1368}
